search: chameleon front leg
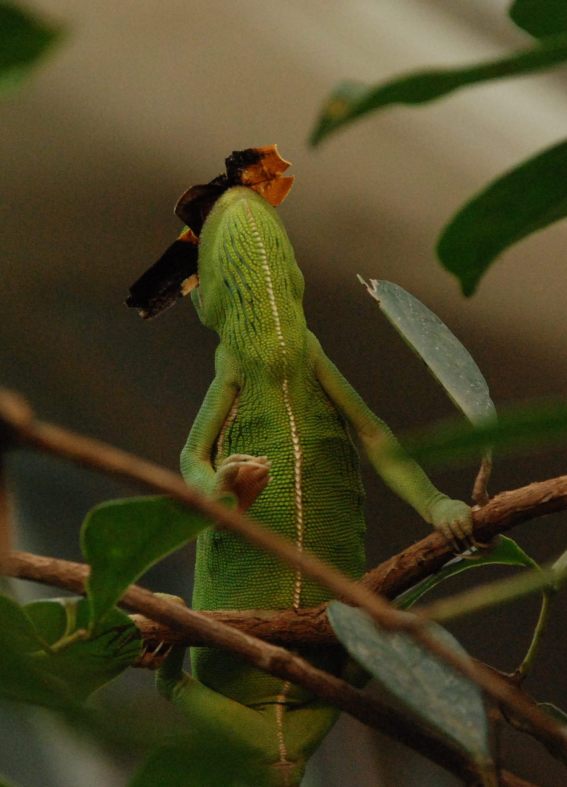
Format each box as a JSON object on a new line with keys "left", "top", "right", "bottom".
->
{"left": 180, "top": 347, "right": 270, "bottom": 511}
{"left": 309, "top": 332, "right": 473, "bottom": 543}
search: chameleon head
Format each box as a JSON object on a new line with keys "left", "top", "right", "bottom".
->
{"left": 126, "top": 146, "right": 298, "bottom": 325}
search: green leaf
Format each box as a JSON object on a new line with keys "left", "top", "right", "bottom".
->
{"left": 328, "top": 602, "right": 493, "bottom": 768}
{"left": 361, "top": 279, "right": 496, "bottom": 425}
{"left": 25, "top": 598, "right": 141, "bottom": 700}
{"left": 399, "top": 400, "right": 567, "bottom": 467}
{"left": 310, "top": 35, "right": 567, "bottom": 145}
{"left": 396, "top": 536, "right": 538, "bottom": 609}
{"left": 438, "top": 140, "right": 567, "bottom": 295}
{"left": 0, "top": 2, "right": 63, "bottom": 94}
{"left": 0, "top": 595, "right": 74, "bottom": 709}
{"left": 510, "top": 1, "right": 567, "bottom": 38}
{"left": 81, "top": 496, "right": 210, "bottom": 627}
{"left": 0, "top": 594, "right": 49, "bottom": 652}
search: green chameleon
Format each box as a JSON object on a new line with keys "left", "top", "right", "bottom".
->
{"left": 127, "top": 146, "right": 472, "bottom": 786}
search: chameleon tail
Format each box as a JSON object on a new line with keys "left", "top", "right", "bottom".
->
{"left": 151, "top": 646, "right": 338, "bottom": 787}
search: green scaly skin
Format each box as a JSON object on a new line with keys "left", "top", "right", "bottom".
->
{"left": 158, "top": 186, "right": 472, "bottom": 786}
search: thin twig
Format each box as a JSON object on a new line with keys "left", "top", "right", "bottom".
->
{"left": 1, "top": 391, "right": 567, "bottom": 763}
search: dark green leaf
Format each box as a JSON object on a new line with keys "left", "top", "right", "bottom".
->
{"left": 81, "top": 496, "right": 210, "bottom": 627}
{"left": 399, "top": 401, "right": 567, "bottom": 467}
{"left": 0, "top": 594, "right": 49, "bottom": 652}
{"left": 438, "top": 140, "right": 567, "bottom": 295}
{"left": 396, "top": 536, "right": 538, "bottom": 609}
{"left": 0, "top": 2, "right": 63, "bottom": 94}
{"left": 539, "top": 702, "right": 567, "bottom": 727}
{"left": 0, "top": 595, "right": 73, "bottom": 709}
{"left": 25, "top": 598, "right": 141, "bottom": 700}
{"left": 362, "top": 279, "right": 496, "bottom": 425}
{"left": 310, "top": 35, "right": 567, "bottom": 145}
{"left": 328, "top": 602, "right": 493, "bottom": 767}
{"left": 510, "top": 1, "right": 567, "bottom": 38}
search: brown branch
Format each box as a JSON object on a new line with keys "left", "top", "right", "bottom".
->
{"left": 6, "top": 547, "right": 567, "bottom": 771}
{"left": 6, "top": 555, "right": 482, "bottom": 784}
{"left": 6, "top": 467, "right": 567, "bottom": 647}
{"left": 2, "top": 390, "right": 567, "bottom": 770}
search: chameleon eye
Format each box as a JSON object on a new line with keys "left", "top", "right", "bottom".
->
{"left": 125, "top": 233, "right": 199, "bottom": 319}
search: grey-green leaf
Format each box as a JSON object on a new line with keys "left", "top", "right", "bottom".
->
{"left": 328, "top": 602, "right": 493, "bottom": 767}
{"left": 396, "top": 536, "right": 538, "bottom": 609}
{"left": 81, "top": 496, "right": 210, "bottom": 627}
{"left": 399, "top": 400, "right": 567, "bottom": 467}
{"left": 438, "top": 140, "right": 567, "bottom": 295}
{"left": 362, "top": 279, "right": 496, "bottom": 425}
{"left": 510, "top": 1, "right": 567, "bottom": 38}
{"left": 310, "top": 35, "right": 567, "bottom": 145}
{"left": 25, "top": 598, "right": 141, "bottom": 700}
{"left": 0, "top": 2, "right": 63, "bottom": 94}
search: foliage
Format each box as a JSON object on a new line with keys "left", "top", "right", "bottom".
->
{"left": 0, "top": 2, "right": 62, "bottom": 94}
{"left": 328, "top": 603, "right": 494, "bottom": 774}
{"left": 81, "top": 496, "right": 210, "bottom": 627}
{"left": 311, "top": 0, "right": 567, "bottom": 295}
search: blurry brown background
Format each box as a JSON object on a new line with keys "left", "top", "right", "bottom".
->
{"left": 2, "top": 1, "right": 566, "bottom": 785}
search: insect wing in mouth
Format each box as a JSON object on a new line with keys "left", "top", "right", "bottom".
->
{"left": 126, "top": 230, "right": 199, "bottom": 320}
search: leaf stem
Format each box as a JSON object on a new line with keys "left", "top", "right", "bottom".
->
{"left": 516, "top": 590, "right": 554, "bottom": 680}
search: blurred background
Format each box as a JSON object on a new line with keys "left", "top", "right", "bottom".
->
{"left": 2, "top": 0, "right": 566, "bottom": 784}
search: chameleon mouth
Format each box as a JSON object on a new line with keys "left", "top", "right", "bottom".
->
{"left": 126, "top": 145, "right": 293, "bottom": 320}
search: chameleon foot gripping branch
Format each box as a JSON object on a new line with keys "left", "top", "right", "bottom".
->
{"left": 128, "top": 146, "right": 473, "bottom": 786}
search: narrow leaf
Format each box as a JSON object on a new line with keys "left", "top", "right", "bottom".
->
{"left": 551, "top": 547, "right": 567, "bottom": 586}
{"left": 0, "top": 2, "right": 63, "bottom": 94}
{"left": 539, "top": 702, "right": 567, "bottom": 727}
{"left": 25, "top": 598, "right": 141, "bottom": 700}
{"left": 361, "top": 279, "right": 496, "bottom": 425}
{"left": 398, "top": 400, "right": 567, "bottom": 467}
{"left": 310, "top": 35, "right": 567, "bottom": 145}
{"left": 328, "top": 602, "right": 493, "bottom": 768}
{"left": 81, "top": 496, "right": 210, "bottom": 626}
{"left": 510, "top": 1, "right": 567, "bottom": 38}
{"left": 438, "top": 140, "right": 567, "bottom": 295}
{"left": 396, "top": 536, "right": 538, "bottom": 609}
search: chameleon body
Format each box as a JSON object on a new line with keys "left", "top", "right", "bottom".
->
{"left": 134, "top": 155, "right": 472, "bottom": 786}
